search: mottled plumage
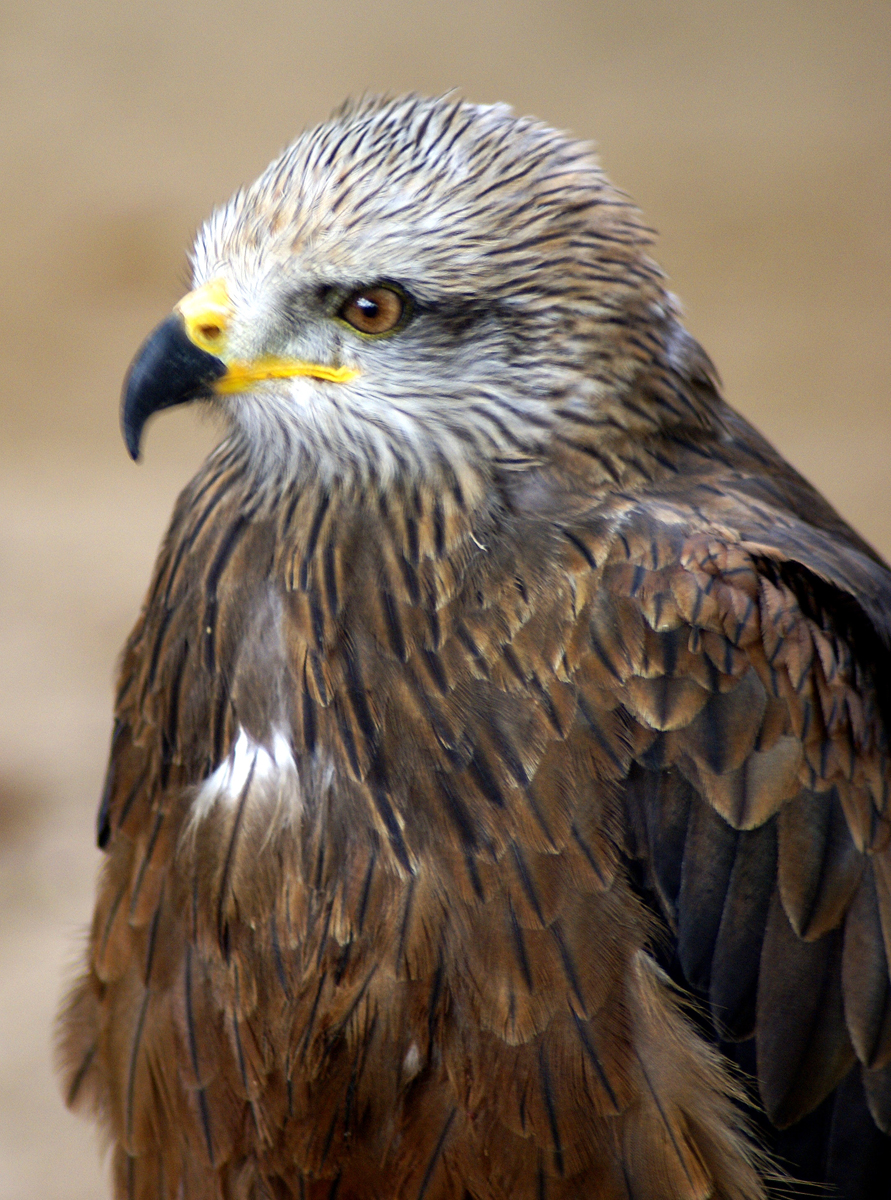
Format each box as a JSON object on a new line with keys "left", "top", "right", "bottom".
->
{"left": 58, "top": 95, "right": 891, "bottom": 1199}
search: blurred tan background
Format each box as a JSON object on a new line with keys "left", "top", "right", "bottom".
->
{"left": 0, "top": 1, "right": 888, "bottom": 1195}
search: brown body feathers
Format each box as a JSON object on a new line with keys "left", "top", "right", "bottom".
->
{"left": 58, "top": 96, "right": 891, "bottom": 1199}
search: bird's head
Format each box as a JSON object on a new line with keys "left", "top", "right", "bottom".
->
{"left": 123, "top": 95, "right": 679, "bottom": 490}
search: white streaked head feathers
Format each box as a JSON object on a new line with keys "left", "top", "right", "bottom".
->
{"left": 188, "top": 94, "right": 666, "bottom": 489}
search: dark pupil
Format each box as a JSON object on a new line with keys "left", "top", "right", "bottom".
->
{"left": 356, "top": 296, "right": 379, "bottom": 319}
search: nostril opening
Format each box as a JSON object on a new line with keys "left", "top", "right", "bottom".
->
{"left": 197, "top": 323, "right": 222, "bottom": 341}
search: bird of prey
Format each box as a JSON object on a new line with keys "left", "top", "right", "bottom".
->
{"left": 58, "top": 95, "right": 891, "bottom": 1200}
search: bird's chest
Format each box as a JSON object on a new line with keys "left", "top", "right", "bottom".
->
{"left": 105, "top": 492, "right": 648, "bottom": 1185}
{"left": 147, "top": 499, "right": 588, "bottom": 881}
{"left": 127, "top": 494, "right": 619, "bottom": 1047}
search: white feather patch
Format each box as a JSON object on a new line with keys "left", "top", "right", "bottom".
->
{"left": 191, "top": 726, "right": 300, "bottom": 823}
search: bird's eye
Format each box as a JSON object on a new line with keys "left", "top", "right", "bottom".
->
{"left": 338, "top": 286, "right": 407, "bottom": 336}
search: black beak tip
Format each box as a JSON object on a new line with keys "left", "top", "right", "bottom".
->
{"left": 122, "top": 398, "right": 143, "bottom": 461}
{"left": 120, "top": 313, "right": 228, "bottom": 461}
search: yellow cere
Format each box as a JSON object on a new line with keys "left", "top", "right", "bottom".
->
{"left": 176, "top": 278, "right": 361, "bottom": 389}
{"left": 176, "top": 278, "right": 234, "bottom": 356}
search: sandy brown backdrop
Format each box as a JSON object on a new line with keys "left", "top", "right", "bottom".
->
{"left": 1, "top": 2, "right": 888, "bottom": 1195}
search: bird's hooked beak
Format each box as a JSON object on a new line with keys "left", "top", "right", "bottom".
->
{"left": 121, "top": 278, "right": 360, "bottom": 459}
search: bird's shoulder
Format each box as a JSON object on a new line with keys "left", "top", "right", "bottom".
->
{"left": 554, "top": 468, "right": 891, "bottom": 1132}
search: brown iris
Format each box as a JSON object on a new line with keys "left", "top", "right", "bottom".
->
{"left": 339, "top": 285, "right": 406, "bottom": 336}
